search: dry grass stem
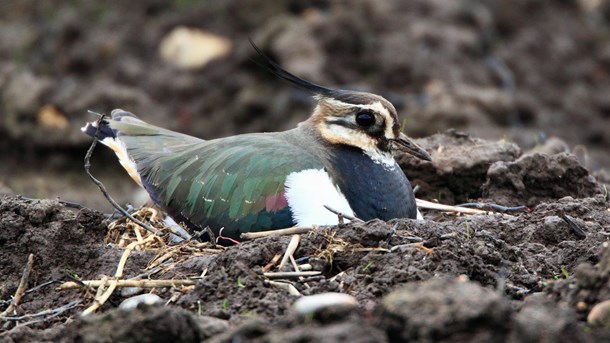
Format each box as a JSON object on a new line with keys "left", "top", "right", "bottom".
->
{"left": 415, "top": 242, "right": 434, "bottom": 254}
{"left": 58, "top": 278, "right": 198, "bottom": 290}
{"left": 416, "top": 199, "right": 513, "bottom": 217}
{"left": 267, "top": 281, "right": 301, "bottom": 296}
{"left": 315, "top": 231, "right": 350, "bottom": 266}
{"left": 323, "top": 205, "right": 364, "bottom": 223}
{"left": 241, "top": 226, "right": 316, "bottom": 240}
{"left": 289, "top": 255, "right": 300, "bottom": 272}
{"left": 279, "top": 234, "right": 301, "bottom": 270}
{"left": 81, "top": 235, "right": 156, "bottom": 316}
{"left": 0, "top": 300, "right": 81, "bottom": 323}
{"left": 263, "top": 254, "right": 282, "bottom": 272}
{"left": 263, "top": 271, "right": 321, "bottom": 278}
{"left": 1, "top": 254, "right": 35, "bottom": 317}
{"left": 84, "top": 114, "right": 165, "bottom": 237}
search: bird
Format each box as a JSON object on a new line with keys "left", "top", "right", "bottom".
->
{"left": 82, "top": 42, "right": 431, "bottom": 244}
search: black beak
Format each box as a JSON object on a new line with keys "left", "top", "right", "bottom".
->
{"left": 392, "top": 133, "right": 431, "bottom": 161}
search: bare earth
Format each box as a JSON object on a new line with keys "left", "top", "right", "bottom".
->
{"left": 1, "top": 1, "right": 610, "bottom": 342}
{"left": 1, "top": 132, "right": 610, "bottom": 342}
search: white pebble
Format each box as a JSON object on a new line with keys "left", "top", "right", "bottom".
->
{"left": 293, "top": 292, "right": 358, "bottom": 315}
{"left": 119, "top": 294, "right": 162, "bottom": 311}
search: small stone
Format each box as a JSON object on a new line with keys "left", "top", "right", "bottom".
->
{"left": 293, "top": 292, "right": 358, "bottom": 316}
{"left": 159, "top": 27, "right": 231, "bottom": 70}
{"left": 119, "top": 294, "right": 162, "bottom": 311}
{"left": 576, "top": 301, "right": 588, "bottom": 312}
{"left": 539, "top": 215, "right": 567, "bottom": 243}
{"left": 544, "top": 215, "right": 564, "bottom": 230}
{"left": 587, "top": 300, "right": 610, "bottom": 327}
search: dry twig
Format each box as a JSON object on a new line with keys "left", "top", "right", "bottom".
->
{"left": 240, "top": 226, "right": 316, "bottom": 240}
{"left": 1, "top": 254, "right": 34, "bottom": 317}
{"left": 289, "top": 255, "right": 300, "bottom": 273}
{"left": 457, "top": 202, "right": 527, "bottom": 213}
{"left": 24, "top": 280, "right": 56, "bottom": 295}
{"left": 415, "top": 242, "right": 434, "bottom": 254}
{"left": 263, "top": 271, "right": 321, "bottom": 278}
{"left": 81, "top": 235, "right": 156, "bottom": 316}
{"left": 263, "top": 254, "right": 282, "bottom": 272}
{"left": 58, "top": 279, "right": 198, "bottom": 290}
{"left": 0, "top": 300, "right": 81, "bottom": 323}
{"left": 314, "top": 231, "right": 350, "bottom": 266}
{"left": 279, "top": 234, "right": 301, "bottom": 270}
{"left": 324, "top": 205, "right": 364, "bottom": 223}
{"left": 267, "top": 281, "right": 301, "bottom": 296}
{"left": 84, "top": 113, "right": 165, "bottom": 237}
{"left": 416, "top": 198, "right": 514, "bottom": 217}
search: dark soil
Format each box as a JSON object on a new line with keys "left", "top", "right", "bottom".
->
{"left": 2, "top": 132, "right": 610, "bottom": 342}
{"left": 2, "top": 1, "right": 610, "bottom": 342}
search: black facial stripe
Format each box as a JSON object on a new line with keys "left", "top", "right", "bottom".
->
{"left": 327, "top": 120, "right": 363, "bottom": 133}
{"left": 325, "top": 118, "right": 352, "bottom": 126}
{"left": 326, "top": 116, "right": 387, "bottom": 141}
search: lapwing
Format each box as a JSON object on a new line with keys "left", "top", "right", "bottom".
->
{"left": 82, "top": 42, "right": 431, "bottom": 244}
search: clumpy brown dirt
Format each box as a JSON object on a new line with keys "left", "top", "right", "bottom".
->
{"left": 2, "top": 0, "right": 610, "bottom": 342}
{"left": 2, "top": 132, "right": 610, "bottom": 342}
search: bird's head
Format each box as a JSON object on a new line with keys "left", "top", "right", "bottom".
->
{"left": 251, "top": 40, "right": 431, "bottom": 163}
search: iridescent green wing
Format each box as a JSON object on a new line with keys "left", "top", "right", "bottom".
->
{"left": 126, "top": 133, "right": 322, "bottom": 240}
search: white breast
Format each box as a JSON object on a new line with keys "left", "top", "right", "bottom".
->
{"left": 284, "top": 169, "right": 355, "bottom": 226}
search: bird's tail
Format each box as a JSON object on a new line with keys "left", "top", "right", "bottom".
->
{"left": 81, "top": 113, "right": 117, "bottom": 141}
{"left": 81, "top": 109, "right": 203, "bottom": 187}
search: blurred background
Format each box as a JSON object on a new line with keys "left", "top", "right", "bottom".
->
{"left": 1, "top": 0, "right": 609, "bottom": 211}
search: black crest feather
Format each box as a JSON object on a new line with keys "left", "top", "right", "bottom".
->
{"left": 249, "top": 38, "right": 335, "bottom": 97}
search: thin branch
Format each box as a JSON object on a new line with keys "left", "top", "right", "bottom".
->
{"left": 323, "top": 205, "right": 364, "bottom": 223}
{"left": 457, "top": 202, "right": 528, "bottom": 213}
{"left": 416, "top": 199, "right": 514, "bottom": 217}
{"left": 290, "top": 255, "right": 300, "bottom": 273}
{"left": 1, "top": 254, "right": 34, "bottom": 317}
{"left": 263, "top": 271, "right": 321, "bottom": 278}
{"left": 57, "top": 278, "right": 198, "bottom": 290}
{"left": 240, "top": 226, "right": 317, "bottom": 240}
{"left": 81, "top": 235, "right": 156, "bottom": 315}
{"left": 267, "top": 280, "right": 301, "bottom": 296}
{"left": 263, "top": 254, "right": 282, "bottom": 273}
{"left": 24, "top": 280, "right": 57, "bottom": 295}
{"left": 279, "top": 234, "right": 301, "bottom": 270}
{"left": 84, "top": 112, "right": 163, "bottom": 237}
{"left": 0, "top": 300, "right": 81, "bottom": 322}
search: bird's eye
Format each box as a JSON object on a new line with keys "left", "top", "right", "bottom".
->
{"left": 355, "top": 111, "right": 375, "bottom": 127}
